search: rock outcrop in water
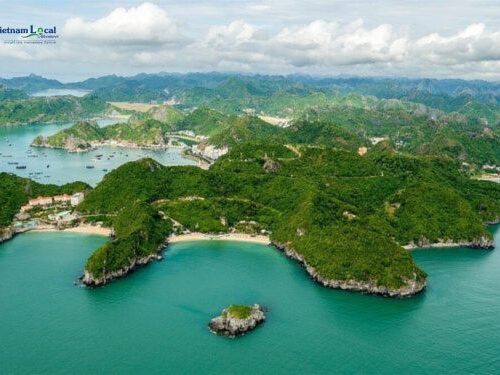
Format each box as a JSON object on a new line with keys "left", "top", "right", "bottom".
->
{"left": 209, "top": 304, "right": 265, "bottom": 337}
{"left": 273, "top": 242, "right": 427, "bottom": 298}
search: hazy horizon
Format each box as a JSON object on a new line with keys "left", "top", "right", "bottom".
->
{"left": 2, "top": 71, "right": 500, "bottom": 85}
{"left": 0, "top": 1, "right": 499, "bottom": 81}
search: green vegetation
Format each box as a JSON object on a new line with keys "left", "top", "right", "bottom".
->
{"left": 1, "top": 73, "right": 499, "bottom": 296}
{"left": 84, "top": 202, "right": 172, "bottom": 278}
{"left": 32, "top": 120, "right": 105, "bottom": 150}
{"left": 0, "top": 94, "right": 108, "bottom": 126}
{"left": 76, "top": 141, "right": 500, "bottom": 293}
{"left": 177, "top": 107, "right": 229, "bottom": 136}
{"left": 0, "top": 74, "right": 63, "bottom": 93}
{"left": 33, "top": 117, "right": 178, "bottom": 150}
{"left": 0, "top": 173, "right": 89, "bottom": 227}
{"left": 224, "top": 305, "right": 253, "bottom": 319}
{"left": 208, "top": 115, "right": 285, "bottom": 147}
{"left": 0, "top": 85, "right": 27, "bottom": 100}
{"left": 294, "top": 101, "right": 500, "bottom": 167}
{"left": 34, "top": 88, "right": 499, "bottom": 168}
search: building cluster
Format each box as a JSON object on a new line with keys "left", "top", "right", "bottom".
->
{"left": 20, "top": 192, "right": 85, "bottom": 212}
{"left": 47, "top": 210, "right": 78, "bottom": 223}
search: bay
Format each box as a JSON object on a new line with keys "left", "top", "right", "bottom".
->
{"left": 0, "top": 225, "right": 498, "bottom": 374}
{"left": 0, "top": 120, "right": 195, "bottom": 186}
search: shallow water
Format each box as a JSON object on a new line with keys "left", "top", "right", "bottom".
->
{"left": 0, "top": 226, "right": 498, "bottom": 373}
{"left": 0, "top": 120, "right": 195, "bottom": 186}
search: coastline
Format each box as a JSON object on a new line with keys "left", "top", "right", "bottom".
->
{"left": 30, "top": 224, "right": 112, "bottom": 237}
{"left": 168, "top": 232, "right": 271, "bottom": 245}
{"left": 273, "top": 242, "right": 426, "bottom": 298}
{"left": 402, "top": 235, "right": 495, "bottom": 250}
{"left": 31, "top": 140, "right": 186, "bottom": 153}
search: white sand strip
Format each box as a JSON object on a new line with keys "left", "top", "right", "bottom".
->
{"left": 168, "top": 232, "right": 270, "bottom": 245}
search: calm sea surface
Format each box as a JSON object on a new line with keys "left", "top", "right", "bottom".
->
{"left": 0, "top": 120, "right": 195, "bottom": 186}
{"left": 0, "top": 225, "right": 498, "bottom": 374}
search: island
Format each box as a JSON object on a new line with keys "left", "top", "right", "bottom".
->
{"left": 73, "top": 142, "right": 498, "bottom": 297}
{"left": 2, "top": 131, "right": 499, "bottom": 297}
{"left": 208, "top": 304, "right": 265, "bottom": 337}
{"left": 1, "top": 74, "right": 499, "bottom": 299}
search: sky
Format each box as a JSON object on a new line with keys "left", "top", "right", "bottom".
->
{"left": 0, "top": 0, "right": 499, "bottom": 81}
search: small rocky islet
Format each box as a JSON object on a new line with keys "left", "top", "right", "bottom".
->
{"left": 209, "top": 304, "right": 265, "bottom": 337}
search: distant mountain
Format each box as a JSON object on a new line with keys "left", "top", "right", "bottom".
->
{"left": 2, "top": 72, "right": 499, "bottom": 110}
{"left": 0, "top": 74, "right": 63, "bottom": 93}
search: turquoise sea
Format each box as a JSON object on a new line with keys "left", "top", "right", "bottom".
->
{"left": 0, "top": 226, "right": 498, "bottom": 374}
{"left": 0, "top": 120, "right": 195, "bottom": 186}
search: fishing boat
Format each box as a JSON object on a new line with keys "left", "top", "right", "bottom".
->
{"left": 86, "top": 165, "right": 95, "bottom": 169}
{"left": 16, "top": 166, "right": 27, "bottom": 169}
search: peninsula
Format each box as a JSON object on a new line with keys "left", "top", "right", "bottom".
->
{"left": 54, "top": 134, "right": 498, "bottom": 297}
{"left": 1, "top": 74, "right": 499, "bottom": 299}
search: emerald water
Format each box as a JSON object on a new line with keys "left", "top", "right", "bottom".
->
{"left": 0, "top": 226, "right": 499, "bottom": 374}
{"left": 0, "top": 121, "right": 195, "bottom": 186}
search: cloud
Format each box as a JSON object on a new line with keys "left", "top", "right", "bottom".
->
{"left": 63, "top": 2, "right": 186, "bottom": 46}
{"left": 0, "top": 44, "right": 33, "bottom": 60}
{"left": 268, "top": 20, "right": 408, "bottom": 66}
{"left": 414, "top": 23, "right": 500, "bottom": 65}
{"left": 1, "top": 2, "right": 500, "bottom": 80}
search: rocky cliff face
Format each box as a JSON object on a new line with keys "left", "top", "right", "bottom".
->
{"left": 0, "top": 227, "right": 13, "bottom": 244}
{"left": 209, "top": 304, "right": 265, "bottom": 337}
{"left": 404, "top": 234, "right": 495, "bottom": 250}
{"left": 273, "top": 242, "right": 426, "bottom": 298}
{"left": 82, "top": 251, "right": 164, "bottom": 286}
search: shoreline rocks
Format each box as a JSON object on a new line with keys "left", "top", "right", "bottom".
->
{"left": 81, "top": 241, "right": 167, "bottom": 286}
{"left": 0, "top": 227, "right": 14, "bottom": 244}
{"left": 208, "top": 304, "right": 265, "bottom": 337}
{"left": 403, "top": 234, "right": 495, "bottom": 250}
{"left": 272, "top": 242, "right": 427, "bottom": 298}
{"left": 32, "top": 138, "right": 186, "bottom": 154}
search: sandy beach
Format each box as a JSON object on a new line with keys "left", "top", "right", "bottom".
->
{"left": 31, "top": 224, "right": 112, "bottom": 237}
{"left": 168, "top": 232, "right": 271, "bottom": 245}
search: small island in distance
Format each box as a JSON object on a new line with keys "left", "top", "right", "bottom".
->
{"left": 0, "top": 0, "right": 500, "bottom": 370}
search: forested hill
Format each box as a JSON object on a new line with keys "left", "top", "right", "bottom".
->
{"left": 0, "top": 173, "right": 89, "bottom": 227}
{"left": 76, "top": 142, "right": 500, "bottom": 295}
{"left": 1, "top": 73, "right": 498, "bottom": 118}
{"left": 36, "top": 95, "right": 500, "bottom": 168}
{"left": 0, "top": 94, "right": 108, "bottom": 126}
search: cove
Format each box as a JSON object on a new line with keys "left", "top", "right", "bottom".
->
{"left": 0, "top": 120, "right": 195, "bottom": 186}
{"left": 0, "top": 226, "right": 499, "bottom": 374}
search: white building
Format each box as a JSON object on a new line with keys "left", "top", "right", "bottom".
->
{"left": 71, "top": 192, "right": 85, "bottom": 206}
